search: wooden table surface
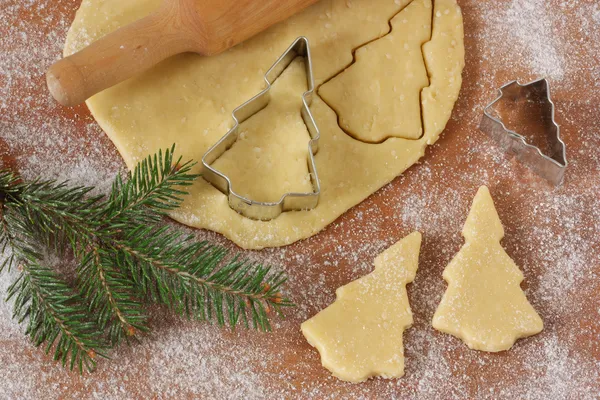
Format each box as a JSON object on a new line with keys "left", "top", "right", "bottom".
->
{"left": 1, "top": 0, "right": 599, "bottom": 398}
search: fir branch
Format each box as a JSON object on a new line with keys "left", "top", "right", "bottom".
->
{"left": 7, "top": 258, "right": 105, "bottom": 373}
{"left": 78, "top": 246, "right": 148, "bottom": 345}
{"left": 0, "top": 145, "right": 293, "bottom": 372}
{"left": 1, "top": 192, "right": 106, "bottom": 372}
{"left": 1, "top": 174, "right": 101, "bottom": 257}
{"left": 116, "top": 226, "right": 292, "bottom": 330}
{"left": 98, "top": 146, "right": 196, "bottom": 227}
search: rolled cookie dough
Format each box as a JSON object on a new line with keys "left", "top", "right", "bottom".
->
{"left": 301, "top": 232, "right": 422, "bottom": 382}
{"left": 65, "top": 0, "right": 464, "bottom": 249}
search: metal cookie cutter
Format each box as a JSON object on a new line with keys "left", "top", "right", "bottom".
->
{"left": 479, "top": 78, "right": 567, "bottom": 185}
{"left": 201, "top": 36, "right": 320, "bottom": 221}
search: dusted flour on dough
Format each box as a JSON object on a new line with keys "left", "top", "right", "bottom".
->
{"left": 64, "top": 0, "right": 464, "bottom": 249}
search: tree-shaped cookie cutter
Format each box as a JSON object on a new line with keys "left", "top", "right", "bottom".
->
{"left": 479, "top": 78, "right": 567, "bottom": 185}
{"left": 202, "top": 36, "right": 320, "bottom": 221}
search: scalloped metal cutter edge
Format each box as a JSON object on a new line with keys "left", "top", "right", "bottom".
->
{"left": 479, "top": 78, "right": 567, "bottom": 185}
{"left": 201, "top": 36, "right": 320, "bottom": 221}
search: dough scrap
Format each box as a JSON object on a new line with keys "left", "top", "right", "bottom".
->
{"left": 421, "top": 0, "right": 464, "bottom": 145}
{"left": 65, "top": 0, "right": 464, "bottom": 249}
{"left": 432, "top": 187, "right": 543, "bottom": 352}
{"left": 301, "top": 232, "right": 422, "bottom": 383}
{"left": 319, "top": 0, "right": 432, "bottom": 142}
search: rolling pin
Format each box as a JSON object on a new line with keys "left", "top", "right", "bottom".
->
{"left": 46, "top": 0, "right": 320, "bottom": 107}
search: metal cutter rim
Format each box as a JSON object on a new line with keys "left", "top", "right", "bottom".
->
{"left": 201, "top": 36, "right": 321, "bottom": 221}
{"left": 480, "top": 77, "right": 567, "bottom": 185}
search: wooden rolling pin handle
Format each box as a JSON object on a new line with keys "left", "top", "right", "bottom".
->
{"left": 47, "top": 0, "right": 322, "bottom": 107}
{"left": 46, "top": 1, "right": 203, "bottom": 107}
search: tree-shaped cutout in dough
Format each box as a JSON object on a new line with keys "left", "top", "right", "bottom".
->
{"left": 210, "top": 57, "right": 313, "bottom": 203}
{"left": 318, "top": 0, "right": 432, "bottom": 143}
{"left": 301, "top": 232, "right": 422, "bottom": 382}
{"left": 432, "top": 186, "right": 543, "bottom": 352}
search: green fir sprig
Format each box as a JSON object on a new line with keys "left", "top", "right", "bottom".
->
{"left": 0, "top": 145, "right": 292, "bottom": 373}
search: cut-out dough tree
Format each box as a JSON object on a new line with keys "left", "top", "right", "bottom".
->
{"left": 432, "top": 186, "right": 543, "bottom": 352}
{"left": 301, "top": 232, "right": 421, "bottom": 382}
{"left": 318, "top": 0, "right": 432, "bottom": 143}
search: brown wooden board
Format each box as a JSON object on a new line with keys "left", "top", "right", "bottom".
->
{"left": 1, "top": 0, "right": 599, "bottom": 398}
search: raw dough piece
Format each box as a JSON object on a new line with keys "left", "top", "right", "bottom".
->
{"left": 301, "top": 232, "right": 421, "bottom": 383}
{"left": 432, "top": 187, "right": 543, "bottom": 352}
{"left": 421, "top": 0, "right": 465, "bottom": 145}
{"left": 319, "top": 0, "right": 432, "bottom": 142}
{"left": 65, "top": 0, "right": 464, "bottom": 249}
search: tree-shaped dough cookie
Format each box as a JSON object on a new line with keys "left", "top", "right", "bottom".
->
{"left": 301, "top": 232, "right": 421, "bottom": 382}
{"left": 432, "top": 186, "right": 543, "bottom": 352}
{"left": 318, "top": 0, "right": 432, "bottom": 142}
